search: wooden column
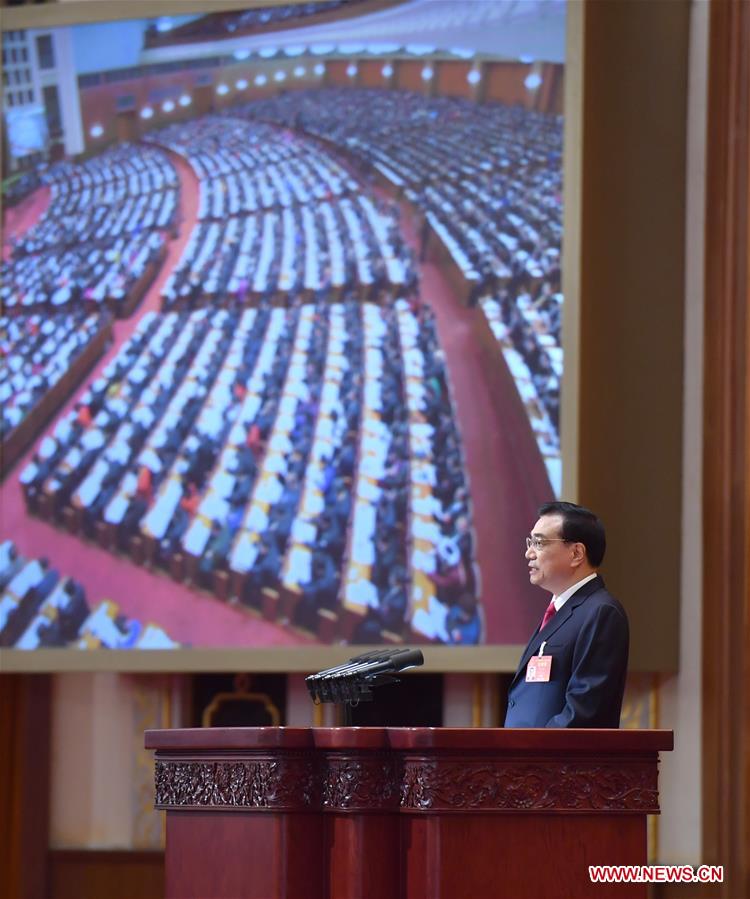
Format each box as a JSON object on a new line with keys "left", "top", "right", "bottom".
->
{"left": 315, "top": 728, "right": 399, "bottom": 899}
{"left": 702, "top": 0, "right": 750, "bottom": 896}
{"left": 0, "top": 674, "right": 51, "bottom": 899}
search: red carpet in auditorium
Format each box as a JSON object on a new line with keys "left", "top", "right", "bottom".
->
{"left": 2, "top": 185, "right": 51, "bottom": 261}
{"left": 1, "top": 140, "right": 549, "bottom": 648}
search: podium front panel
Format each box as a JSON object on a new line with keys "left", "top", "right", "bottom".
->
{"left": 146, "top": 727, "right": 673, "bottom": 899}
{"left": 166, "top": 811, "right": 324, "bottom": 899}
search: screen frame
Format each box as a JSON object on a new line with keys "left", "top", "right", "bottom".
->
{"left": 0, "top": 0, "right": 582, "bottom": 673}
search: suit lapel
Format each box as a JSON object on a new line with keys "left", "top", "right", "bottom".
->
{"left": 511, "top": 575, "right": 604, "bottom": 686}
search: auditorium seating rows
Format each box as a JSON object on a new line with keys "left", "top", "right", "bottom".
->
{"left": 0, "top": 309, "right": 107, "bottom": 440}
{"left": 147, "top": 118, "right": 412, "bottom": 305}
{"left": 0, "top": 540, "right": 178, "bottom": 649}
{"left": 144, "top": 0, "right": 352, "bottom": 45}
{"left": 20, "top": 295, "right": 477, "bottom": 643}
{"left": 1, "top": 143, "right": 177, "bottom": 316}
{"left": 234, "top": 88, "right": 562, "bottom": 462}
{"left": 481, "top": 294, "right": 561, "bottom": 491}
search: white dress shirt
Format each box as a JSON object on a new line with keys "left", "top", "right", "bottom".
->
{"left": 552, "top": 572, "right": 598, "bottom": 612}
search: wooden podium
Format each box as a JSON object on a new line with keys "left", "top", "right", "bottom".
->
{"left": 145, "top": 727, "right": 673, "bottom": 899}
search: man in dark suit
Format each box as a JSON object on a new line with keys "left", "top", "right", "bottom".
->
{"left": 505, "top": 501, "right": 629, "bottom": 728}
{"left": 58, "top": 580, "right": 90, "bottom": 642}
{"left": 0, "top": 546, "right": 23, "bottom": 591}
{"left": 295, "top": 550, "right": 339, "bottom": 630}
{"left": 244, "top": 536, "right": 281, "bottom": 602}
{"left": 32, "top": 559, "right": 59, "bottom": 602}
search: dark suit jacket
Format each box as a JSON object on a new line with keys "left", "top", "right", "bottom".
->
{"left": 504, "top": 575, "right": 629, "bottom": 728}
{"left": 34, "top": 569, "right": 60, "bottom": 602}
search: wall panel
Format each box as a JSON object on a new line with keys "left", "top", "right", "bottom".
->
{"left": 576, "top": 0, "right": 689, "bottom": 670}
{"left": 396, "top": 60, "right": 425, "bottom": 93}
{"left": 485, "top": 62, "right": 530, "bottom": 107}
{"left": 48, "top": 850, "right": 163, "bottom": 899}
{"left": 436, "top": 61, "right": 471, "bottom": 99}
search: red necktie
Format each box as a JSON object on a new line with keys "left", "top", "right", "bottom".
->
{"left": 539, "top": 599, "right": 557, "bottom": 631}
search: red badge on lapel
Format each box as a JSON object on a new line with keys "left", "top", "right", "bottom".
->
{"left": 526, "top": 650, "right": 552, "bottom": 682}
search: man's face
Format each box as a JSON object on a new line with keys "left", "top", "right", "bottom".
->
{"left": 525, "top": 514, "right": 580, "bottom": 595}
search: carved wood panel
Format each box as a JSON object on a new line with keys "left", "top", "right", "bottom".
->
{"left": 154, "top": 750, "right": 660, "bottom": 814}
{"left": 154, "top": 754, "right": 319, "bottom": 810}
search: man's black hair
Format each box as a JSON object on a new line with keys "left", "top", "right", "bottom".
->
{"left": 538, "top": 501, "right": 606, "bottom": 567}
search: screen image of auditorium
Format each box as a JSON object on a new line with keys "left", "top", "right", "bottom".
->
{"left": 0, "top": 0, "right": 566, "bottom": 661}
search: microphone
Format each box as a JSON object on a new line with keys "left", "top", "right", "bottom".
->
{"left": 349, "top": 648, "right": 424, "bottom": 678}
{"left": 306, "top": 649, "right": 402, "bottom": 694}
{"left": 313, "top": 649, "right": 416, "bottom": 688}
{"left": 308, "top": 649, "right": 397, "bottom": 682}
{"left": 305, "top": 648, "right": 424, "bottom": 706}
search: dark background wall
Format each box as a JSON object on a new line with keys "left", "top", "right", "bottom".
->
{"left": 576, "top": 0, "right": 689, "bottom": 670}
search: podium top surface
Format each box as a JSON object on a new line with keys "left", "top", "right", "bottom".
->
{"left": 145, "top": 726, "right": 673, "bottom": 753}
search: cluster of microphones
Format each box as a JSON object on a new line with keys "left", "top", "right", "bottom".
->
{"left": 305, "top": 648, "right": 424, "bottom": 704}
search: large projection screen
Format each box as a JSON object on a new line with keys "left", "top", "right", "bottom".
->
{"left": 0, "top": 0, "right": 578, "bottom": 672}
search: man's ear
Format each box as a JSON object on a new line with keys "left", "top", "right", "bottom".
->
{"left": 570, "top": 542, "right": 587, "bottom": 567}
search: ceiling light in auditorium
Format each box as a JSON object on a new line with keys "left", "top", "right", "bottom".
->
{"left": 293, "top": 66, "right": 306, "bottom": 78}
{"left": 338, "top": 43, "right": 366, "bottom": 55}
{"left": 216, "top": 83, "right": 230, "bottom": 95}
{"left": 406, "top": 44, "right": 435, "bottom": 55}
{"left": 259, "top": 47, "right": 277, "bottom": 59}
{"left": 524, "top": 71, "right": 543, "bottom": 90}
{"left": 155, "top": 17, "right": 173, "bottom": 33}
{"left": 284, "top": 45, "right": 306, "bottom": 57}
{"left": 162, "top": 99, "right": 175, "bottom": 112}
{"left": 274, "top": 70, "right": 287, "bottom": 83}
{"left": 254, "top": 74, "right": 268, "bottom": 86}
{"left": 236, "top": 78, "right": 248, "bottom": 90}
{"left": 382, "top": 64, "right": 394, "bottom": 78}
{"left": 421, "top": 66, "right": 434, "bottom": 81}
{"left": 467, "top": 69, "right": 481, "bottom": 85}
{"left": 346, "top": 63, "right": 358, "bottom": 78}
{"left": 233, "top": 49, "right": 251, "bottom": 61}
{"left": 178, "top": 94, "right": 192, "bottom": 107}
{"left": 366, "top": 43, "right": 400, "bottom": 55}
{"left": 89, "top": 123, "right": 104, "bottom": 138}
{"left": 313, "top": 63, "right": 325, "bottom": 76}
{"left": 310, "top": 44, "right": 335, "bottom": 55}
{"left": 519, "top": 54, "right": 535, "bottom": 64}
{"left": 140, "top": 106, "right": 154, "bottom": 119}
{"left": 450, "top": 47, "right": 475, "bottom": 60}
